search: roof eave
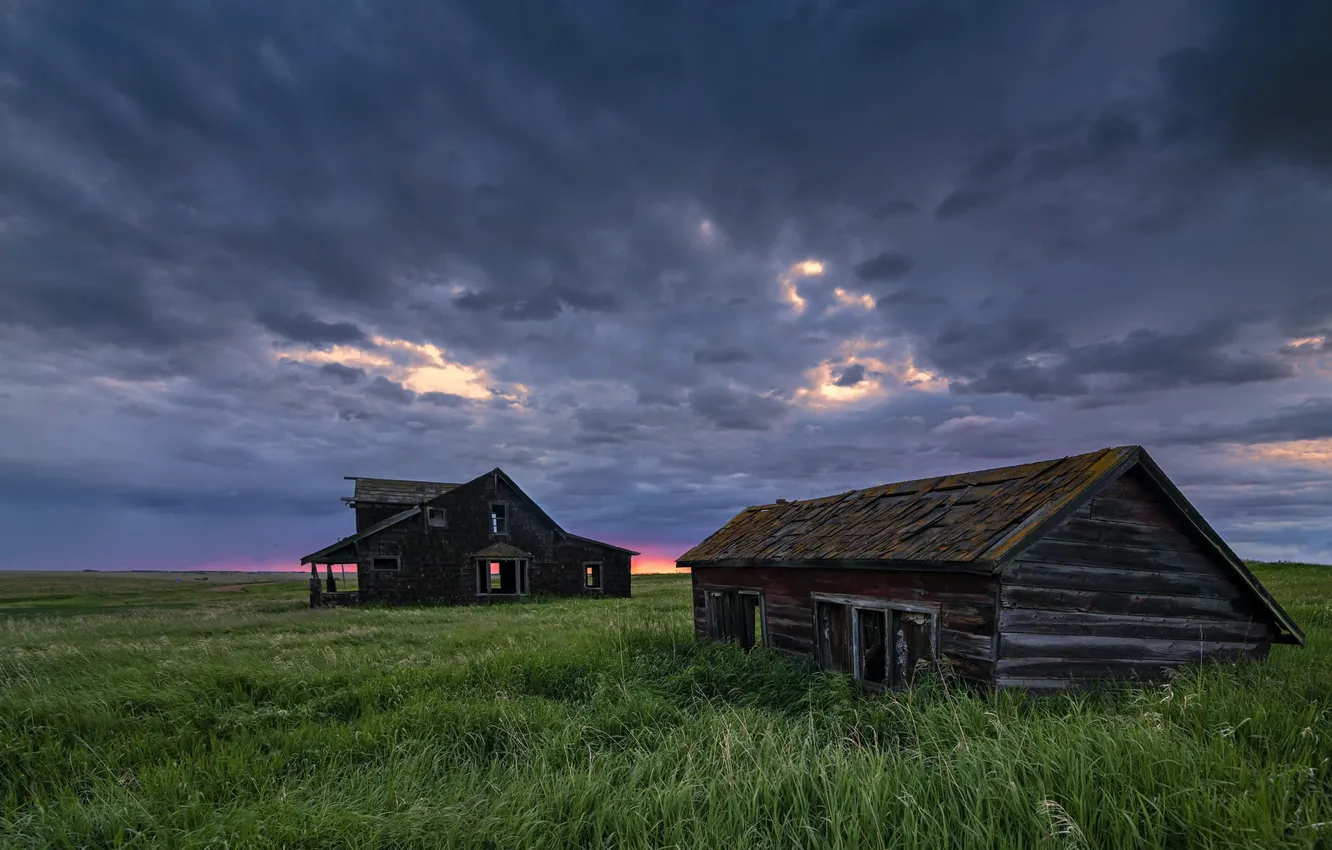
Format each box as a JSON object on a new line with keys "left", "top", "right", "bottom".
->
{"left": 675, "top": 557, "right": 995, "bottom": 574}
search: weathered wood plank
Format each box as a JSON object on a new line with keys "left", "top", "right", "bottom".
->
{"left": 941, "top": 628, "right": 994, "bottom": 661}
{"left": 769, "top": 632, "right": 812, "bottom": 655}
{"left": 996, "top": 652, "right": 1260, "bottom": 680}
{"left": 1088, "top": 495, "right": 1177, "bottom": 527}
{"left": 1001, "top": 585, "right": 1256, "bottom": 619}
{"left": 998, "top": 609, "right": 1277, "bottom": 641}
{"left": 1044, "top": 517, "right": 1197, "bottom": 552}
{"left": 1004, "top": 561, "right": 1237, "bottom": 598}
{"left": 994, "top": 677, "right": 1072, "bottom": 691}
{"left": 1018, "top": 539, "right": 1226, "bottom": 574}
{"left": 1001, "top": 632, "right": 1261, "bottom": 661}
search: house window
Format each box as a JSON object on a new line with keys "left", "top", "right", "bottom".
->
{"left": 584, "top": 562, "right": 602, "bottom": 590}
{"left": 705, "top": 588, "right": 764, "bottom": 649}
{"left": 426, "top": 507, "right": 447, "bottom": 528}
{"left": 371, "top": 556, "right": 400, "bottom": 571}
{"left": 490, "top": 503, "right": 508, "bottom": 535}
{"left": 475, "top": 559, "right": 528, "bottom": 595}
{"left": 813, "top": 595, "right": 937, "bottom": 688}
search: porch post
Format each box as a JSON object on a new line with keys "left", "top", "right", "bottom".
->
{"left": 309, "top": 563, "right": 322, "bottom": 608}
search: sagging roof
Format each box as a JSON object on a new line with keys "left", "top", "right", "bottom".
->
{"left": 678, "top": 446, "right": 1139, "bottom": 568}
{"left": 342, "top": 477, "right": 460, "bottom": 507}
{"left": 301, "top": 506, "right": 421, "bottom": 564}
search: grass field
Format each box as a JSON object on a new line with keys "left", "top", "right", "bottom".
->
{"left": 1, "top": 565, "right": 1330, "bottom": 849}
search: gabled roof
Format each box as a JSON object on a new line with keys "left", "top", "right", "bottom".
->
{"left": 678, "top": 447, "right": 1137, "bottom": 568}
{"left": 430, "top": 468, "right": 641, "bottom": 556}
{"left": 342, "top": 477, "right": 459, "bottom": 506}
{"left": 300, "top": 506, "right": 421, "bottom": 564}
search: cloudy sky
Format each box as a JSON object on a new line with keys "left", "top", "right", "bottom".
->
{"left": 2, "top": 0, "right": 1330, "bottom": 572}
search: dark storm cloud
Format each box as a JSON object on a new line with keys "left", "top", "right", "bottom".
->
{"left": 872, "top": 201, "right": 921, "bottom": 219}
{"left": 693, "top": 346, "right": 752, "bottom": 365}
{"left": 832, "top": 364, "right": 867, "bottom": 388}
{"left": 366, "top": 376, "right": 415, "bottom": 405}
{"left": 687, "top": 386, "right": 787, "bottom": 432}
{"left": 1160, "top": 398, "right": 1332, "bottom": 446}
{"left": 965, "top": 143, "right": 1019, "bottom": 181}
{"left": 934, "top": 188, "right": 1000, "bottom": 220}
{"left": 320, "top": 363, "right": 366, "bottom": 385}
{"left": 947, "top": 317, "right": 1297, "bottom": 400}
{"left": 853, "top": 252, "right": 916, "bottom": 283}
{"left": 258, "top": 311, "right": 367, "bottom": 346}
{"left": 1158, "top": 0, "right": 1332, "bottom": 168}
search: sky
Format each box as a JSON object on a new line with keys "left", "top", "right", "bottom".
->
{"left": 2, "top": 0, "right": 1331, "bottom": 573}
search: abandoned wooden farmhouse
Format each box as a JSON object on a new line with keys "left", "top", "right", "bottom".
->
{"left": 301, "top": 468, "right": 637, "bottom": 606}
{"left": 678, "top": 445, "right": 1303, "bottom": 690}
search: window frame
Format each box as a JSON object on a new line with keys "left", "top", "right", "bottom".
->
{"left": 702, "top": 585, "right": 766, "bottom": 649}
{"left": 583, "top": 561, "right": 603, "bottom": 591}
{"left": 425, "top": 506, "right": 448, "bottom": 528}
{"left": 474, "top": 558, "right": 529, "bottom": 597}
{"left": 810, "top": 592, "right": 940, "bottom": 690}
{"left": 370, "top": 555, "right": 401, "bottom": 572}
{"left": 489, "top": 502, "right": 509, "bottom": 535}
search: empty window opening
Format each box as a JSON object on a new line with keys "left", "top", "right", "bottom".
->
{"left": 857, "top": 608, "right": 887, "bottom": 685}
{"left": 584, "top": 562, "right": 602, "bottom": 590}
{"left": 814, "top": 596, "right": 937, "bottom": 688}
{"left": 706, "top": 589, "right": 764, "bottom": 649}
{"left": 426, "top": 507, "right": 447, "bottom": 528}
{"left": 371, "top": 556, "right": 399, "bottom": 571}
{"left": 490, "top": 503, "right": 508, "bottom": 535}
{"left": 476, "top": 559, "right": 528, "bottom": 595}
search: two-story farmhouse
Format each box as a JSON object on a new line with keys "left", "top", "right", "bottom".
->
{"left": 302, "top": 467, "right": 637, "bottom": 605}
{"left": 679, "top": 446, "right": 1303, "bottom": 690}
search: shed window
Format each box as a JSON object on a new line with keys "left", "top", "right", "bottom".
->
{"left": 371, "top": 556, "right": 400, "bottom": 571}
{"left": 475, "top": 559, "right": 528, "bottom": 595}
{"left": 426, "top": 507, "right": 447, "bottom": 528}
{"left": 705, "top": 588, "right": 764, "bottom": 649}
{"left": 814, "top": 596, "right": 937, "bottom": 688}
{"left": 584, "top": 562, "right": 602, "bottom": 590}
{"left": 490, "top": 503, "right": 508, "bottom": 535}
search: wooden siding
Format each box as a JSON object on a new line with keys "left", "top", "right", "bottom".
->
{"left": 996, "top": 467, "right": 1278, "bottom": 689}
{"left": 355, "top": 472, "right": 631, "bottom": 605}
{"left": 690, "top": 565, "right": 999, "bottom": 684}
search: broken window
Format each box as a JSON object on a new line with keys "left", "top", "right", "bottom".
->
{"left": 857, "top": 608, "right": 887, "bottom": 685}
{"left": 426, "top": 507, "right": 447, "bottom": 528}
{"left": 490, "top": 503, "right": 508, "bottom": 535}
{"left": 705, "top": 589, "right": 764, "bottom": 649}
{"left": 584, "top": 562, "right": 602, "bottom": 590}
{"left": 371, "top": 556, "right": 400, "bottom": 571}
{"left": 814, "top": 596, "right": 937, "bottom": 688}
{"left": 475, "top": 559, "right": 528, "bottom": 595}
{"left": 890, "top": 609, "right": 936, "bottom": 687}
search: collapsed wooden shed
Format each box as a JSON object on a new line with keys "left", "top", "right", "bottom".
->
{"left": 677, "top": 446, "right": 1303, "bottom": 690}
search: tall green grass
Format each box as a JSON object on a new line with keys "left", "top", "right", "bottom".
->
{"left": 1, "top": 566, "right": 1329, "bottom": 849}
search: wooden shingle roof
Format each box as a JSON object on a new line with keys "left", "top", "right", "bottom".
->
{"left": 343, "top": 477, "right": 460, "bottom": 506}
{"left": 677, "top": 446, "right": 1139, "bottom": 568}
